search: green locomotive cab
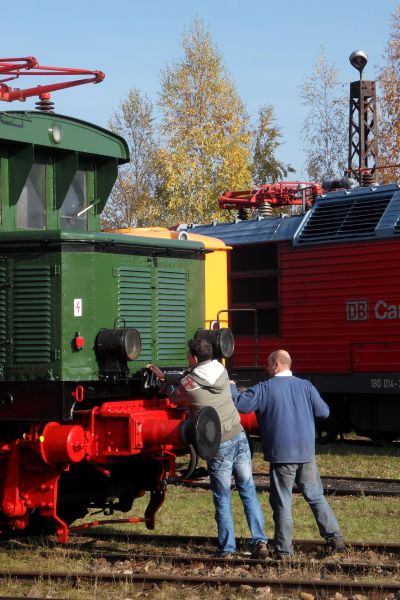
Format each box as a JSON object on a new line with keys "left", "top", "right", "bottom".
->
{"left": 0, "top": 111, "right": 127, "bottom": 233}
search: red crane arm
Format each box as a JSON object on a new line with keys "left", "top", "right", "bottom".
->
{"left": 0, "top": 56, "right": 104, "bottom": 102}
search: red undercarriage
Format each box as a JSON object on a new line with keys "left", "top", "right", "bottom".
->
{"left": 0, "top": 398, "right": 258, "bottom": 543}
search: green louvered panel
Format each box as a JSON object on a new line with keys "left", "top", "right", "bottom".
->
{"left": 156, "top": 269, "right": 187, "bottom": 360}
{"left": 12, "top": 264, "right": 52, "bottom": 364}
{"left": 118, "top": 267, "right": 152, "bottom": 362}
{"left": 0, "top": 264, "right": 7, "bottom": 365}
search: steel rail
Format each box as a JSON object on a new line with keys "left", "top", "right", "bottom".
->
{"left": 77, "top": 531, "right": 400, "bottom": 554}
{"left": 182, "top": 473, "right": 400, "bottom": 496}
{"left": 81, "top": 549, "right": 400, "bottom": 575}
{"left": 7, "top": 536, "right": 400, "bottom": 571}
{"left": 1, "top": 568, "right": 399, "bottom": 594}
{"left": 255, "top": 473, "right": 400, "bottom": 484}
{"left": 318, "top": 438, "right": 400, "bottom": 447}
{"left": 70, "top": 531, "right": 400, "bottom": 555}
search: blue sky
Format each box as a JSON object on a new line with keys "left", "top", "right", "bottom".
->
{"left": 2, "top": 0, "right": 398, "bottom": 177}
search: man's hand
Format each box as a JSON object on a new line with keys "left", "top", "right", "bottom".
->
{"left": 146, "top": 364, "right": 165, "bottom": 381}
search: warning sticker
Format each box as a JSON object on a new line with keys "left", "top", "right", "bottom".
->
{"left": 74, "top": 299, "right": 83, "bottom": 317}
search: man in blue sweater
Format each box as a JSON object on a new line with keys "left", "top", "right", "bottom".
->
{"left": 230, "top": 349, "right": 344, "bottom": 558}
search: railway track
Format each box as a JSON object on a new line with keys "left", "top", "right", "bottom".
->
{"left": 0, "top": 568, "right": 398, "bottom": 595}
{"left": 1, "top": 534, "right": 399, "bottom": 596}
{"left": 318, "top": 437, "right": 400, "bottom": 448}
{"left": 182, "top": 472, "right": 400, "bottom": 496}
{"left": 55, "top": 546, "right": 400, "bottom": 575}
{"left": 71, "top": 530, "right": 400, "bottom": 555}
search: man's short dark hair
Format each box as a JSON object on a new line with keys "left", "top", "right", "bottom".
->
{"left": 188, "top": 337, "right": 213, "bottom": 362}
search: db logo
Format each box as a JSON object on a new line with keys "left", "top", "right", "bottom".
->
{"left": 346, "top": 300, "right": 368, "bottom": 321}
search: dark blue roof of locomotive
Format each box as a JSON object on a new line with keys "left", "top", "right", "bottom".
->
{"left": 185, "top": 183, "right": 400, "bottom": 247}
{"left": 294, "top": 182, "right": 400, "bottom": 245}
{"left": 186, "top": 213, "right": 302, "bottom": 245}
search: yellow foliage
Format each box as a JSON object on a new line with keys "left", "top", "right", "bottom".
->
{"left": 378, "top": 6, "right": 400, "bottom": 183}
{"left": 158, "top": 18, "right": 252, "bottom": 224}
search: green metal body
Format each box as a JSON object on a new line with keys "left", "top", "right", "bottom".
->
{"left": 0, "top": 230, "right": 205, "bottom": 382}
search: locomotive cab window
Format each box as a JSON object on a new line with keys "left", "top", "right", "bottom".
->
{"left": 230, "top": 244, "right": 278, "bottom": 271}
{"left": 231, "top": 275, "right": 278, "bottom": 303}
{"left": 60, "top": 169, "right": 88, "bottom": 231}
{"left": 16, "top": 158, "right": 46, "bottom": 230}
{"left": 229, "top": 242, "right": 280, "bottom": 337}
{"left": 231, "top": 308, "right": 279, "bottom": 336}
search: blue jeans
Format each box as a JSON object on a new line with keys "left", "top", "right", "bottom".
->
{"left": 208, "top": 430, "right": 268, "bottom": 554}
{"left": 269, "top": 459, "right": 341, "bottom": 555}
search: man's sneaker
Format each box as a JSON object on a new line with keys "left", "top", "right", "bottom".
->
{"left": 326, "top": 535, "right": 345, "bottom": 551}
{"left": 251, "top": 541, "right": 268, "bottom": 559}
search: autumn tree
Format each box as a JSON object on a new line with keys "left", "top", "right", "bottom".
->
{"left": 301, "top": 49, "right": 347, "bottom": 182}
{"left": 102, "top": 88, "right": 162, "bottom": 229}
{"left": 377, "top": 6, "right": 400, "bottom": 182}
{"left": 158, "top": 18, "right": 252, "bottom": 224}
{"left": 251, "top": 104, "right": 294, "bottom": 184}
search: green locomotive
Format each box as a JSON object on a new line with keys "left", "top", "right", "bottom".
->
{"left": 0, "top": 59, "right": 222, "bottom": 542}
{"left": 0, "top": 110, "right": 205, "bottom": 422}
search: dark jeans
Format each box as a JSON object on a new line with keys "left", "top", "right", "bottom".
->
{"left": 269, "top": 459, "right": 341, "bottom": 555}
{"left": 208, "top": 431, "right": 268, "bottom": 554}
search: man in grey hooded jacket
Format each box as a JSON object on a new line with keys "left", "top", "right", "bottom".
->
{"left": 147, "top": 337, "right": 268, "bottom": 558}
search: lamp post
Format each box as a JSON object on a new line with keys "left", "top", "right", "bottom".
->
{"left": 348, "top": 50, "right": 378, "bottom": 185}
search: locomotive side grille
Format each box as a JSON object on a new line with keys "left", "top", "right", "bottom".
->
{"left": 118, "top": 267, "right": 152, "bottom": 362}
{"left": 296, "top": 195, "right": 391, "bottom": 245}
{"left": 0, "top": 264, "right": 7, "bottom": 365}
{"left": 12, "top": 264, "right": 52, "bottom": 364}
{"left": 156, "top": 270, "right": 187, "bottom": 360}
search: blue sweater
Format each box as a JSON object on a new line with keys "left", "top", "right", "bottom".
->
{"left": 230, "top": 375, "right": 329, "bottom": 463}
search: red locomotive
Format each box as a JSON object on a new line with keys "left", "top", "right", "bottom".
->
{"left": 186, "top": 181, "right": 400, "bottom": 441}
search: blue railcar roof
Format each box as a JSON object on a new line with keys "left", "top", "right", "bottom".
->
{"left": 294, "top": 183, "right": 400, "bottom": 246}
{"left": 187, "top": 214, "right": 302, "bottom": 245}
{"left": 185, "top": 183, "right": 400, "bottom": 247}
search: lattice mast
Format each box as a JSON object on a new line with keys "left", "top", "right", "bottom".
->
{"left": 348, "top": 50, "right": 378, "bottom": 184}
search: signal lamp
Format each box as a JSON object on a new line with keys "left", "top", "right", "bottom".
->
{"left": 95, "top": 328, "right": 141, "bottom": 377}
{"left": 349, "top": 50, "right": 368, "bottom": 77}
{"left": 96, "top": 327, "right": 141, "bottom": 361}
{"left": 195, "top": 327, "right": 235, "bottom": 359}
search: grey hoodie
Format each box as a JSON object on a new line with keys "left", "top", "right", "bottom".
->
{"left": 168, "top": 359, "right": 243, "bottom": 442}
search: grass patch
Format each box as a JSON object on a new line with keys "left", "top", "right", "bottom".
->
{"left": 251, "top": 438, "right": 400, "bottom": 479}
{"left": 122, "top": 484, "right": 400, "bottom": 544}
{"left": 71, "top": 440, "right": 400, "bottom": 544}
